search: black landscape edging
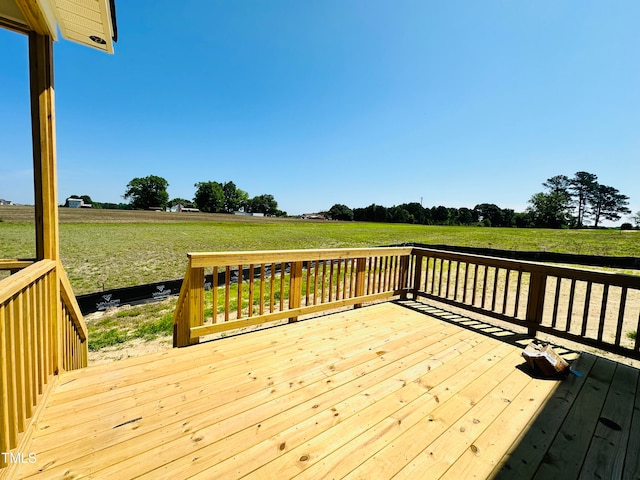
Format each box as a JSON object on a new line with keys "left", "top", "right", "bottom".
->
{"left": 78, "top": 246, "right": 639, "bottom": 315}
{"left": 77, "top": 264, "right": 289, "bottom": 315}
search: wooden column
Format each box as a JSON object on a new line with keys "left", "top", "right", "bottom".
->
{"left": 29, "top": 32, "right": 59, "bottom": 262}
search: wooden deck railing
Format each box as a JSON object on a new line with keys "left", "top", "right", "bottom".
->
{"left": 173, "top": 247, "right": 412, "bottom": 346}
{"left": 175, "top": 246, "right": 640, "bottom": 359}
{"left": 0, "top": 260, "right": 87, "bottom": 467}
{"left": 411, "top": 247, "right": 640, "bottom": 360}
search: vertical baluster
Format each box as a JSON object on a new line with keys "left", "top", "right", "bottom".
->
{"left": 580, "top": 281, "right": 593, "bottom": 337}
{"left": 13, "top": 295, "right": 27, "bottom": 429}
{"left": 453, "top": 261, "right": 460, "bottom": 301}
{"left": 597, "top": 284, "right": 609, "bottom": 343}
{"left": 614, "top": 287, "right": 628, "bottom": 346}
{"left": 445, "top": 260, "right": 452, "bottom": 298}
{"left": 237, "top": 264, "right": 243, "bottom": 319}
{"left": 321, "top": 261, "right": 327, "bottom": 302}
{"left": 471, "top": 264, "right": 479, "bottom": 306}
{"left": 634, "top": 307, "right": 640, "bottom": 353}
{"left": 342, "top": 259, "right": 348, "bottom": 298}
{"left": 514, "top": 271, "right": 523, "bottom": 318}
{"left": 279, "top": 262, "right": 285, "bottom": 311}
{"left": 462, "top": 262, "right": 469, "bottom": 303}
{"left": 566, "top": 279, "right": 576, "bottom": 332}
{"left": 491, "top": 267, "right": 499, "bottom": 311}
{"left": 501, "top": 269, "right": 510, "bottom": 315}
{"left": 225, "top": 267, "right": 230, "bottom": 322}
{"left": 481, "top": 266, "right": 489, "bottom": 309}
{"left": 248, "top": 264, "right": 255, "bottom": 317}
{"left": 212, "top": 267, "right": 218, "bottom": 323}
{"left": 259, "top": 264, "right": 265, "bottom": 316}
{"left": 313, "top": 260, "right": 320, "bottom": 305}
{"left": 349, "top": 258, "right": 356, "bottom": 297}
{"left": 327, "top": 260, "right": 333, "bottom": 302}
{"left": 269, "top": 263, "right": 276, "bottom": 313}
{"left": 336, "top": 259, "right": 342, "bottom": 300}
{"left": 551, "top": 277, "right": 561, "bottom": 328}
{"left": 305, "top": 261, "right": 311, "bottom": 305}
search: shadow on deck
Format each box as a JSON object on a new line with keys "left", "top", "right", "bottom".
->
{"left": 5, "top": 300, "right": 640, "bottom": 479}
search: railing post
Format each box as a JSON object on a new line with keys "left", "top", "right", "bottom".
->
{"left": 289, "top": 261, "right": 303, "bottom": 322}
{"left": 399, "top": 254, "right": 411, "bottom": 300}
{"left": 526, "top": 270, "right": 547, "bottom": 337}
{"left": 354, "top": 258, "right": 367, "bottom": 308}
{"left": 175, "top": 261, "right": 204, "bottom": 347}
{"left": 411, "top": 252, "right": 422, "bottom": 299}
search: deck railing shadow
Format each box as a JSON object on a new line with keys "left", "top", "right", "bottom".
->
{"left": 489, "top": 350, "right": 639, "bottom": 479}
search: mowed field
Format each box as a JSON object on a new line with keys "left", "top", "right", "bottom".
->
{"left": 2, "top": 205, "right": 639, "bottom": 295}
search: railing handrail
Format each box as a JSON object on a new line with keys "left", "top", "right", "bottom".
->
{"left": 59, "top": 266, "right": 87, "bottom": 342}
{"left": 0, "top": 259, "right": 36, "bottom": 272}
{"left": 0, "top": 259, "right": 56, "bottom": 299}
{"left": 411, "top": 247, "right": 640, "bottom": 288}
{"left": 411, "top": 246, "right": 640, "bottom": 359}
{"left": 188, "top": 246, "right": 413, "bottom": 268}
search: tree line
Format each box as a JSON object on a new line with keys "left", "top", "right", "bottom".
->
{"left": 66, "top": 175, "right": 286, "bottom": 216}
{"left": 326, "top": 171, "right": 635, "bottom": 229}
{"left": 65, "top": 170, "right": 636, "bottom": 228}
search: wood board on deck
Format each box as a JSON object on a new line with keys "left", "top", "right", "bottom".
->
{"left": 6, "top": 301, "right": 639, "bottom": 480}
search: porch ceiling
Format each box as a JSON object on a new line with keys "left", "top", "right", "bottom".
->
{"left": 0, "top": 0, "right": 116, "bottom": 53}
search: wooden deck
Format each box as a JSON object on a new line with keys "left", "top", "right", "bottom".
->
{"left": 6, "top": 301, "right": 640, "bottom": 479}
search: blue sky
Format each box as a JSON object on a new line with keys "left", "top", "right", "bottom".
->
{"left": 1, "top": 1, "right": 639, "bottom": 220}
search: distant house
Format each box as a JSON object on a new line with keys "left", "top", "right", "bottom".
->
{"left": 169, "top": 203, "right": 200, "bottom": 213}
{"left": 234, "top": 211, "right": 264, "bottom": 217}
{"left": 0, "top": 199, "right": 13, "bottom": 206}
{"left": 66, "top": 197, "right": 91, "bottom": 208}
{"left": 301, "top": 213, "right": 326, "bottom": 220}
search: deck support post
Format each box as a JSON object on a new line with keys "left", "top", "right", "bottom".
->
{"left": 29, "top": 32, "right": 65, "bottom": 373}
{"left": 29, "top": 32, "right": 59, "bottom": 263}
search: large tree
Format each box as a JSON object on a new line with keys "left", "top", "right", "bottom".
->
{"left": 328, "top": 204, "right": 354, "bottom": 221}
{"left": 248, "top": 194, "right": 279, "bottom": 216}
{"left": 568, "top": 171, "right": 598, "bottom": 227}
{"left": 193, "top": 181, "right": 224, "bottom": 213}
{"left": 222, "top": 181, "right": 249, "bottom": 213}
{"left": 123, "top": 175, "right": 169, "bottom": 209}
{"left": 526, "top": 191, "right": 572, "bottom": 228}
{"left": 590, "top": 184, "right": 631, "bottom": 227}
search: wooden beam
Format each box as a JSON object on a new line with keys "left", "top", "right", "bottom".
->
{"left": 15, "top": 0, "right": 57, "bottom": 37}
{"left": 29, "top": 33, "right": 59, "bottom": 262}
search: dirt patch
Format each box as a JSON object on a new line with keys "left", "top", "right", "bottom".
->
{"left": 88, "top": 336, "right": 173, "bottom": 365}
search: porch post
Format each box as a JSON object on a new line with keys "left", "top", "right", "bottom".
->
{"left": 29, "top": 32, "right": 59, "bottom": 262}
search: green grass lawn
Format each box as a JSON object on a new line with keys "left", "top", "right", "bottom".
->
{"left": 4, "top": 207, "right": 638, "bottom": 355}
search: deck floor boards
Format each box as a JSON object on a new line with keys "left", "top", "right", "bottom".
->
{"left": 6, "top": 300, "right": 640, "bottom": 479}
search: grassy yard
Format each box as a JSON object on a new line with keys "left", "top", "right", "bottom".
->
{"left": 2, "top": 205, "right": 639, "bottom": 295}
{"left": 2, "top": 206, "right": 639, "bottom": 356}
